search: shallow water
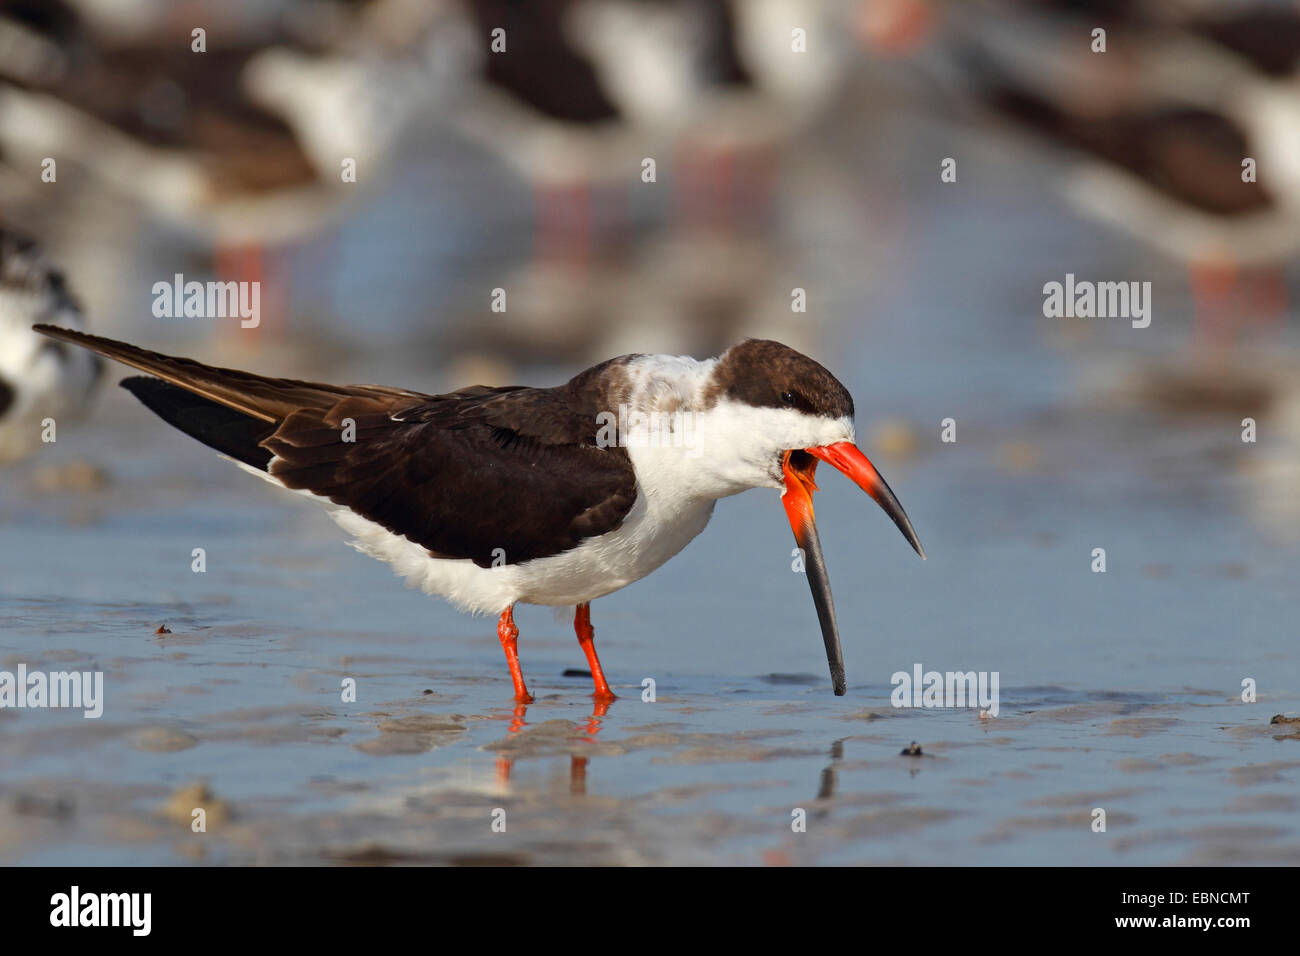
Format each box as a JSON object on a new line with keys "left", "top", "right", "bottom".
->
{"left": 6, "top": 359, "right": 1298, "bottom": 864}
{"left": 3, "top": 109, "right": 1299, "bottom": 866}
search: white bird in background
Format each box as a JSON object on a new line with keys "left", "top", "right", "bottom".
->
{"left": 0, "top": 227, "right": 102, "bottom": 464}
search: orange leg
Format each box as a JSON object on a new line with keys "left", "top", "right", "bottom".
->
{"left": 497, "top": 605, "right": 533, "bottom": 703}
{"left": 574, "top": 603, "right": 616, "bottom": 701}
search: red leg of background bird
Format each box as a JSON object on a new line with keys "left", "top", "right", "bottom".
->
{"left": 533, "top": 184, "right": 557, "bottom": 262}
{"left": 570, "top": 756, "right": 587, "bottom": 795}
{"left": 1189, "top": 259, "right": 1238, "bottom": 353}
{"left": 497, "top": 605, "right": 533, "bottom": 703}
{"left": 574, "top": 603, "right": 615, "bottom": 701}
{"left": 215, "top": 243, "right": 270, "bottom": 351}
{"left": 535, "top": 181, "right": 593, "bottom": 266}
{"left": 858, "top": 0, "right": 936, "bottom": 54}
{"left": 739, "top": 145, "right": 777, "bottom": 230}
{"left": 710, "top": 147, "right": 736, "bottom": 231}
{"left": 675, "top": 144, "right": 713, "bottom": 233}
{"left": 597, "top": 183, "right": 628, "bottom": 252}
{"left": 570, "top": 183, "right": 592, "bottom": 262}
{"left": 1247, "top": 266, "right": 1287, "bottom": 335}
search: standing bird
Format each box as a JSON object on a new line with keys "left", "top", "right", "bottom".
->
{"left": 31, "top": 329, "right": 924, "bottom": 699}
{"left": 0, "top": 230, "right": 101, "bottom": 463}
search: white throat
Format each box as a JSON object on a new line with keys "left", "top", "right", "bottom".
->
{"left": 612, "top": 354, "right": 856, "bottom": 504}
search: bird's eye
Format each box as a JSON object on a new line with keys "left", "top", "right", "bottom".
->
{"left": 780, "top": 390, "right": 795, "bottom": 405}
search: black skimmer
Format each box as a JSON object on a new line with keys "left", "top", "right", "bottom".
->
{"left": 0, "top": 2, "right": 319, "bottom": 230}
{"left": 456, "top": 0, "right": 628, "bottom": 265}
{"left": 442, "top": 1, "right": 641, "bottom": 370}
{"left": 32, "top": 328, "right": 924, "bottom": 700}
{"left": 0, "top": 229, "right": 101, "bottom": 463}
{"left": 566, "top": 0, "right": 762, "bottom": 233}
{"left": 0, "top": 0, "right": 471, "bottom": 347}
{"left": 949, "top": 7, "right": 1300, "bottom": 345}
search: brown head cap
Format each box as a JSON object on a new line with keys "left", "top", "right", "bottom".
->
{"left": 707, "top": 340, "right": 854, "bottom": 419}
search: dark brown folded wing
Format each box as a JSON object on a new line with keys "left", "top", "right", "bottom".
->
{"left": 263, "top": 383, "right": 637, "bottom": 566}
{"left": 33, "top": 325, "right": 637, "bottom": 567}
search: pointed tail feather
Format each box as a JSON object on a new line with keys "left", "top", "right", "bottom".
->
{"left": 31, "top": 324, "right": 354, "bottom": 423}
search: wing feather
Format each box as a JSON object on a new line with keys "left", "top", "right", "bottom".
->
{"left": 34, "top": 325, "right": 637, "bottom": 567}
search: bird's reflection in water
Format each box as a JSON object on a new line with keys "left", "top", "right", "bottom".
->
{"left": 507, "top": 700, "right": 529, "bottom": 735}
{"left": 813, "top": 738, "right": 847, "bottom": 821}
{"left": 762, "top": 736, "right": 850, "bottom": 865}
{"left": 493, "top": 695, "right": 615, "bottom": 795}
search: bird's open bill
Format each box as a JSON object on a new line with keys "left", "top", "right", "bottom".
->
{"left": 781, "top": 443, "right": 925, "bottom": 696}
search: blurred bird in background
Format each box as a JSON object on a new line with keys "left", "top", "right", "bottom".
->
{"left": 0, "top": 225, "right": 101, "bottom": 463}
{"left": 924, "top": 0, "right": 1300, "bottom": 348}
{"left": 0, "top": 0, "right": 474, "bottom": 350}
